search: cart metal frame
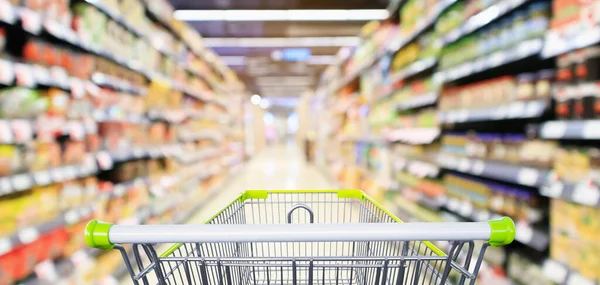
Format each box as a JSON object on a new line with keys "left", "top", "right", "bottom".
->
{"left": 85, "top": 190, "right": 515, "bottom": 285}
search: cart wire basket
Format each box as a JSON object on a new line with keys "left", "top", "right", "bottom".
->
{"left": 85, "top": 190, "right": 515, "bottom": 285}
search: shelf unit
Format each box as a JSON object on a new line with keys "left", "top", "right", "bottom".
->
{"left": 314, "top": 0, "right": 600, "bottom": 283}
{"left": 0, "top": 0, "right": 247, "bottom": 284}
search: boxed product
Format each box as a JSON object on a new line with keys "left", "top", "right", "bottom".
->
{"left": 550, "top": 199, "right": 600, "bottom": 280}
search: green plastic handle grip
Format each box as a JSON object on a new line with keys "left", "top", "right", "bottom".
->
{"left": 487, "top": 217, "right": 516, "bottom": 247}
{"left": 85, "top": 220, "right": 115, "bottom": 250}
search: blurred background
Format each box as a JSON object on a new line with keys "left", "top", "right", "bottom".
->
{"left": 0, "top": 0, "right": 599, "bottom": 284}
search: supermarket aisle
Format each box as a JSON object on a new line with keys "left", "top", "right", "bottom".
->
{"left": 186, "top": 143, "right": 337, "bottom": 224}
{"left": 120, "top": 143, "right": 336, "bottom": 284}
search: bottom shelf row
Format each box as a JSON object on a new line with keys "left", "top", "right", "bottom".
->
{"left": 326, "top": 163, "right": 599, "bottom": 285}
{"left": 0, "top": 156, "right": 242, "bottom": 285}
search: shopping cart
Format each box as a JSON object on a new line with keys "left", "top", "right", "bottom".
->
{"left": 85, "top": 190, "right": 515, "bottom": 285}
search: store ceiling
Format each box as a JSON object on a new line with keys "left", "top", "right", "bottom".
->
{"left": 170, "top": 0, "right": 387, "bottom": 106}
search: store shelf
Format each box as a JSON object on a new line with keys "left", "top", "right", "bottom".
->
{"left": 80, "top": 0, "right": 145, "bottom": 38}
{"left": 539, "top": 120, "right": 600, "bottom": 140}
{"left": 0, "top": 58, "right": 84, "bottom": 91}
{"left": 385, "top": 127, "right": 440, "bottom": 144}
{"left": 540, "top": 179, "right": 600, "bottom": 208}
{"left": 436, "top": 153, "right": 550, "bottom": 187}
{"left": 436, "top": 38, "right": 543, "bottom": 83}
{"left": 388, "top": 58, "right": 437, "bottom": 84}
{"left": 397, "top": 92, "right": 438, "bottom": 110}
{"left": 386, "top": 0, "right": 457, "bottom": 52}
{"left": 542, "top": 259, "right": 599, "bottom": 285}
{"left": 542, "top": 26, "right": 600, "bottom": 58}
{"left": 177, "top": 148, "right": 223, "bottom": 164}
{"left": 443, "top": 196, "right": 549, "bottom": 251}
{"left": 441, "top": 0, "right": 531, "bottom": 45}
{"left": 338, "top": 135, "right": 388, "bottom": 143}
{"left": 394, "top": 156, "right": 440, "bottom": 178}
{"left": 0, "top": 204, "right": 94, "bottom": 256}
{"left": 332, "top": 56, "right": 377, "bottom": 91}
{"left": 91, "top": 73, "right": 147, "bottom": 95}
{"left": 438, "top": 99, "right": 548, "bottom": 123}
{"left": 106, "top": 179, "right": 225, "bottom": 282}
{"left": 180, "top": 131, "right": 225, "bottom": 142}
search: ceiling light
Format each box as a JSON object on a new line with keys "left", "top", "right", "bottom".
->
{"left": 203, "top": 37, "right": 360, "bottom": 48}
{"left": 307, "top": 55, "right": 337, "bottom": 65}
{"left": 260, "top": 99, "right": 270, "bottom": 109}
{"left": 174, "top": 9, "right": 388, "bottom": 22}
{"left": 251, "top": 94, "right": 261, "bottom": 105}
{"left": 220, "top": 56, "right": 246, "bottom": 66}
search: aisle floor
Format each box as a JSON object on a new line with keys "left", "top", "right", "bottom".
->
{"left": 120, "top": 143, "right": 338, "bottom": 284}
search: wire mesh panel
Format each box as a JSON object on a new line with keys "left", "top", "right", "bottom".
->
{"left": 112, "top": 190, "right": 492, "bottom": 285}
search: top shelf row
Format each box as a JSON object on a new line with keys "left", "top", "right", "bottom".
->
{"left": 0, "top": 0, "right": 238, "bottom": 94}
{"left": 328, "top": 0, "right": 600, "bottom": 92}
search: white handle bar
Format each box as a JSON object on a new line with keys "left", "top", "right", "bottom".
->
{"left": 85, "top": 218, "right": 515, "bottom": 249}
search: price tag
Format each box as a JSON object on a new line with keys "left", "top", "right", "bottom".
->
{"left": 540, "top": 181, "right": 563, "bottom": 198}
{"left": 32, "top": 170, "right": 52, "bottom": 186}
{"left": 49, "top": 66, "right": 69, "bottom": 88}
{"left": 572, "top": 182, "right": 600, "bottom": 206}
{"left": 64, "top": 166, "right": 77, "bottom": 180}
{"left": 85, "top": 81, "right": 100, "bottom": 97}
{"left": 83, "top": 154, "right": 98, "bottom": 174}
{"left": 0, "top": 0, "right": 16, "bottom": 24}
{"left": 43, "top": 19, "right": 64, "bottom": 39}
{"left": 488, "top": 51, "right": 506, "bottom": 68}
{"left": 50, "top": 167, "right": 65, "bottom": 182}
{"left": 515, "top": 222, "right": 534, "bottom": 244}
{"left": 456, "top": 110, "right": 469, "bottom": 122}
{"left": 18, "top": 227, "right": 39, "bottom": 244}
{"left": 63, "top": 27, "right": 78, "bottom": 44}
{"left": 542, "top": 260, "right": 568, "bottom": 284}
{"left": 540, "top": 121, "right": 567, "bottom": 139}
{"left": 31, "top": 64, "right": 51, "bottom": 85}
{"left": 132, "top": 147, "right": 144, "bottom": 158}
{"left": 113, "top": 184, "right": 126, "bottom": 197}
{"left": 459, "top": 201, "right": 474, "bottom": 217}
{"left": 14, "top": 63, "right": 35, "bottom": 87}
{"left": 509, "top": 102, "right": 526, "bottom": 118}
{"left": 471, "top": 160, "right": 485, "bottom": 175}
{"left": 475, "top": 210, "right": 490, "bottom": 222}
{"left": 517, "top": 168, "right": 540, "bottom": 186}
{"left": 0, "top": 120, "right": 13, "bottom": 143}
{"left": 96, "top": 151, "right": 114, "bottom": 170}
{"left": 64, "top": 209, "right": 80, "bottom": 225}
{"left": 68, "top": 120, "right": 85, "bottom": 140}
{"left": 567, "top": 273, "right": 595, "bottom": 285}
{"left": 80, "top": 205, "right": 93, "bottom": 217}
{"left": 447, "top": 198, "right": 460, "bottom": 212}
{"left": 11, "top": 120, "right": 33, "bottom": 143}
{"left": 83, "top": 118, "right": 98, "bottom": 134}
{"left": 0, "top": 177, "right": 12, "bottom": 194}
{"left": 11, "top": 173, "right": 32, "bottom": 191}
{"left": 34, "top": 260, "right": 59, "bottom": 282}
{"left": 118, "top": 217, "right": 140, "bottom": 225}
{"left": 70, "top": 78, "right": 86, "bottom": 98}
{"left": 0, "top": 59, "right": 14, "bottom": 85}
{"left": 458, "top": 158, "right": 471, "bottom": 172}
{"left": 70, "top": 250, "right": 94, "bottom": 269}
{"left": 582, "top": 120, "right": 600, "bottom": 139}
{"left": 20, "top": 8, "right": 42, "bottom": 34}
{"left": 0, "top": 238, "right": 11, "bottom": 255}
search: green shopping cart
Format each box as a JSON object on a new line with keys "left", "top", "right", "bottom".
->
{"left": 85, "top": 190, "right": 515, "bottom": 285}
